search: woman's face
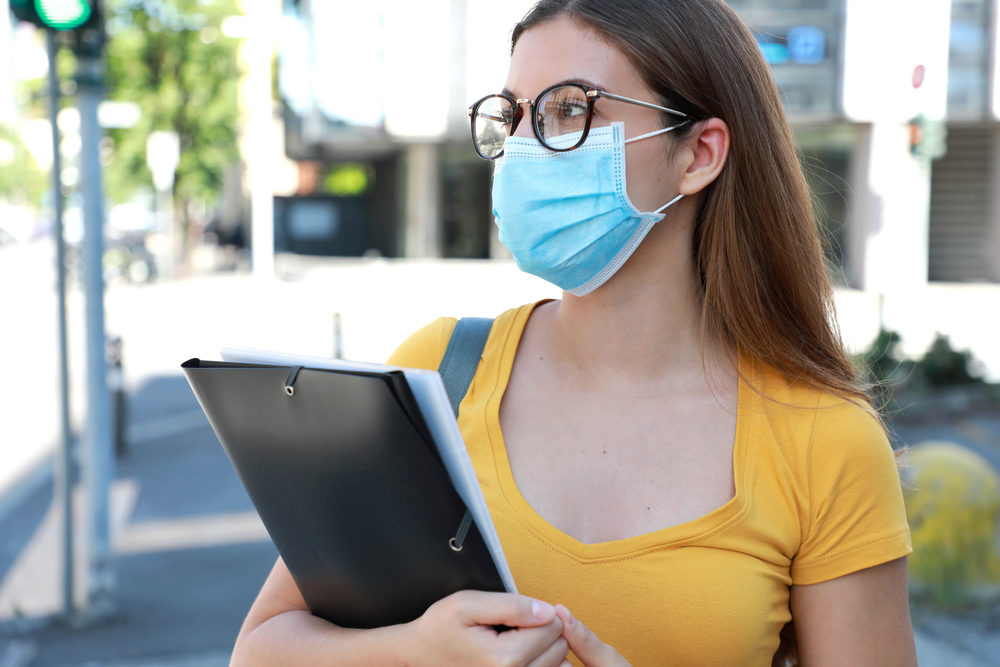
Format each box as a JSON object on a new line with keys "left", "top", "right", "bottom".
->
{"left": 504, "top": 14, "right": 681, "bottom": 211}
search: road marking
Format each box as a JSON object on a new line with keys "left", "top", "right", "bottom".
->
{"left": 0, "top": 480, "right": 139, "bottom": 620}
{"left": 126, "top": 410, "right": 210, "bottom": 445}
{"left": 0, "top": 411, "right": 212, "bottom": 527}
{"left": 114, "top": 512, "right": 268, "bottom": 555}
{"left": 0, "top": 477, "right": 268, "bottom": 621}
{"left": 0, "top": 640, "right": 39, "bottom": 667}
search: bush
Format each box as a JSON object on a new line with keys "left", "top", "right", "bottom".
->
{"left": 915, "top": 334, "right": 981, "bottom": 386}
{"left": 856, "top": 330, "right": 984, "bottom": 399}
{"left": 860, "top": 328, "right": 904, "bottom": 383}
{"left": 855, "top": 328, "right": 911, "bottom": 409}
{"left": 904, "top": 442, "right": 1000, "bottom": 608}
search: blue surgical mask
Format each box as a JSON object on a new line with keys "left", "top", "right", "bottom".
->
{"left": 492, "top": 122, "right": 683, "bottom": 296}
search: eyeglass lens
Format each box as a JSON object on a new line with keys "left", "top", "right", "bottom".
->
{"left": 536, "top": 85, "right": 589, "bottom": 143}
{"left": 472, "top": 96, "right": 512, "bottom": 159}
{"left": 472, "top": 85, "right": 591, "bottom": 158}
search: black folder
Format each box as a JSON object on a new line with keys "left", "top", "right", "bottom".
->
{"left": 181, "top": 358, "right": 505, "bottom": 629}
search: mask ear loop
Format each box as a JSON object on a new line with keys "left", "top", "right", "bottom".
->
{"left": 623, "top": 125, "right": 685, "bottom": 215}
{"left": 624, "top": 124, "right": 683, "bottom": 144}
{"left": 654, "top": 193, "right": 684, "bottom": 214}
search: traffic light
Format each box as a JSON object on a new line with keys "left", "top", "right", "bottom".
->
{"left": 10, "top": 0, "right": 98, "bottom": 32}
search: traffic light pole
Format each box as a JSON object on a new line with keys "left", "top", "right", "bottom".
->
{"left": 75, "top": 48, "right": 116, "bottom": 621}
{"left": 11, "top": 0, "right": 114, "bottom": 623}
{"left": 46, "top": 29, "right": 76, "bottom": 621}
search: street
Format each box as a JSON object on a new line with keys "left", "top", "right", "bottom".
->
{"left": 1, "top": 240, "right": 999, "bottom": 664}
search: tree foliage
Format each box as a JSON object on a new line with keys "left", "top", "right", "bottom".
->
{"left": 0, "top": 122, "right": 48, "bottom": 205}
{"left": 103, "top": 0, "right": 242, "bottom": 222}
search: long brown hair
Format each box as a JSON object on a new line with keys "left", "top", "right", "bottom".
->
{"left": 513, "top": 0, "right": 868, "bottom": 407}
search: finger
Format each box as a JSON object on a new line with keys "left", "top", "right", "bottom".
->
{"left": 556, "top": 605, "right": 630, "bottom": 666}
{"left": 524, "top": 633, "right": 569, "bottom": 667}
{"left": 494, "top": 620, "right": 564, "bottom": 667}
{"left": 451, "top": 590, "right": 557, "bottom": 628}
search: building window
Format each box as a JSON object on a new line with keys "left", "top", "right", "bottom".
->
{"left": 948, "top": 0, "right": 992, "bottom": 119}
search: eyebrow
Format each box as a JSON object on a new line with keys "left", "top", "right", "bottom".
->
{"left": 501, "top": 77, "right": 607, "bottom": 100}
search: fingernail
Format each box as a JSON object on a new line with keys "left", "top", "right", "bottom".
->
{"left": 555, "top": 604, "right": 574, "bottom": 627}
{"left": 532, "top": 599, "right": 554, "bottom": 620}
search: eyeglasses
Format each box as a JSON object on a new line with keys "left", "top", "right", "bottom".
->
{"left": 467, "top": 82, "right": 700, "bottom": 160}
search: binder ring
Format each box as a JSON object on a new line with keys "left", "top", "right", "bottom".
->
{"left": 448, "top": 537, "right": 464, "bottom": 552}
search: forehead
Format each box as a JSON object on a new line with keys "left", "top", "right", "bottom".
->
{"left": 504, "top": 14, "right": 648, "bottom": 99}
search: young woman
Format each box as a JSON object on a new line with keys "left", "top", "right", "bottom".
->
{"left": 231, "top": 1, "right": 915, "bottom": 664}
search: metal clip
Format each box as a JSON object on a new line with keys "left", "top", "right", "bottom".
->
{"left": 284, "top": 366, "right": 303, "bottom": 397}
{"left": 449, "top": 510, "right": 473, "bottom": 552}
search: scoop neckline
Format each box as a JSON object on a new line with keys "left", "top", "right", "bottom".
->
{"left": 483, "top": 301, "right": 752, "bottom": 562}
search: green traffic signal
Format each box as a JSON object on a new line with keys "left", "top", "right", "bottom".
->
{"left": 9, "top": 0, "right": 95, "bottom": 31}
{"left": 9, "top": 0, "right": 41, "bottom": 25}
{"left": 36, "top": 0, "right": 92, "bottom": 30}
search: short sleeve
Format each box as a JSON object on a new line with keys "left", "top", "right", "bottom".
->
{"left": 385, "top": 317, "right": 457, "bottom": 370}
{"left": 790, "top": 401, "right": 912, "bottom": 585}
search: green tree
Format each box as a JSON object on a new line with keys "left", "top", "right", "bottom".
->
{"left": 0, "top": 123, "right": 48, "bottom": 206}
{"left": 103, "top": 0, "right": 242, "bottom": 245}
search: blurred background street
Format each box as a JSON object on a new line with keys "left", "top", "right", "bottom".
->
{"left": 2, "top": 0, "right": 1000, "bottom": 664}
{"left": 1, "top": 245, "right": 999, "bottom": 665}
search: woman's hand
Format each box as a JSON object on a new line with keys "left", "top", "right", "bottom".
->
{"left": 555, "top": 605, "right": 632, "bottom": 666}
{"left": 405, "top": 590, "right": 570, "bottom": 666}
{"left": 234, "top": 558, "right": 567, "bottom": 665}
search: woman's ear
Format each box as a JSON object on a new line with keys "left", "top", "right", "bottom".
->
{"left": 678, "top": 118, "right": 729, "bottom": 196}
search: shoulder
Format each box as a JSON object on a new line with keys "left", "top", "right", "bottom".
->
{"left": 749, "top": 359, "right": 890, "bottom": 465}
{"left": 385, "top": 302, "right": 540, "bottom": 371}
{"left": 385, "top": 317, "right": 458, "bottom": 370}
{"left": 747, "top": 362, "right": 910, "bottom": 583}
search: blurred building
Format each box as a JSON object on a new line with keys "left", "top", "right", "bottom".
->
{"left": 734, "top": 0, "right": 1000, "bottom": 289}
{"left": 274, "top": 0, "right": 1000, "bottom": 289}
{"left": 270, "top": 0, "right": 535, "bottom": 261}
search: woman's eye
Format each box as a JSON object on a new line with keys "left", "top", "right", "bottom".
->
{"left": 557, "top": 101, "right": 585, "bottom": 117}
{"left": 545, "top": 101, "right": 586, "bottom": 120}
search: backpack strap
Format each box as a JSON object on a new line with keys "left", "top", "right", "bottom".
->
{"left": 436, "top": 316, "right": 493, "bottom": 553}
{"left": 437, "top": 317, "right": 494, "bottom": 418}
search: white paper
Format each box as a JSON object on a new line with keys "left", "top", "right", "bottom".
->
{"left": 220, "top": 345, "right": 516, "bottom": 593}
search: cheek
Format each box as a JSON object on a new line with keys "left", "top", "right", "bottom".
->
{"left": 624, "top": 140, "right": 678, "bottom": 211}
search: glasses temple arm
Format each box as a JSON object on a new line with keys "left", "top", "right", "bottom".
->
{"left": 589, "top": 90, "right": 695, "bottom": 120}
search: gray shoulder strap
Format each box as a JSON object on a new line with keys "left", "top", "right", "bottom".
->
{"left": 437, "top": 316, "right": 493, "bottom": 552}
{"left": 438, "top": 317, "right": 494, "bottom": 418}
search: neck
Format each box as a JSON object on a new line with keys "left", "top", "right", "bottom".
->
{"left": 537, "top": 202, "right": 734, "bottom": 392}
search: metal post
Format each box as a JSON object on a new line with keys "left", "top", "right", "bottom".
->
{"left": 107, "top": 335, "right": 126, "bottom": 458}
{"left": 155, "top": 185, "right": 175, "bottom": 281}
{"left": 403, "top": 143, "right": 441, "bottom": 258}
{"left": 146, "top": 131, "right": 179, "bottom": 281}
{"left": 248, "top": 0, "right": 275, "bottom": 279}
{"left": 75, "top": 50, "right": 116, "bottom": 619}
{"left": 47, "top": 30, "right": 75, "bottom": 621}
{"left": 332, "top": 312, "right": 343, "bottom": 359}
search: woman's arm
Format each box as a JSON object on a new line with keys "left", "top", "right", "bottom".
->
{"left": 789, "top": 556, "right": 917, "bottom": 667}
{"left": 550, "top": 558, "right": 916, "bottom": 667}
{"left": 230, "top": 557, "right": 570, "bottom": 666}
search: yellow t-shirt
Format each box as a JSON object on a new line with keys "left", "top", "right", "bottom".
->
{"left": 387, "top": 302, "right": 911, "bottom": 666}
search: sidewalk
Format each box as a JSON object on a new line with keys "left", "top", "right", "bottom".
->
{"left": 1, "top": 249, "right": 999, "bottom": 664}
{"left": 0, "top": 372, "right": 276, "bottom": 666}
{"left": 0, "top": 250, "right": 563, "bottom": 666}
